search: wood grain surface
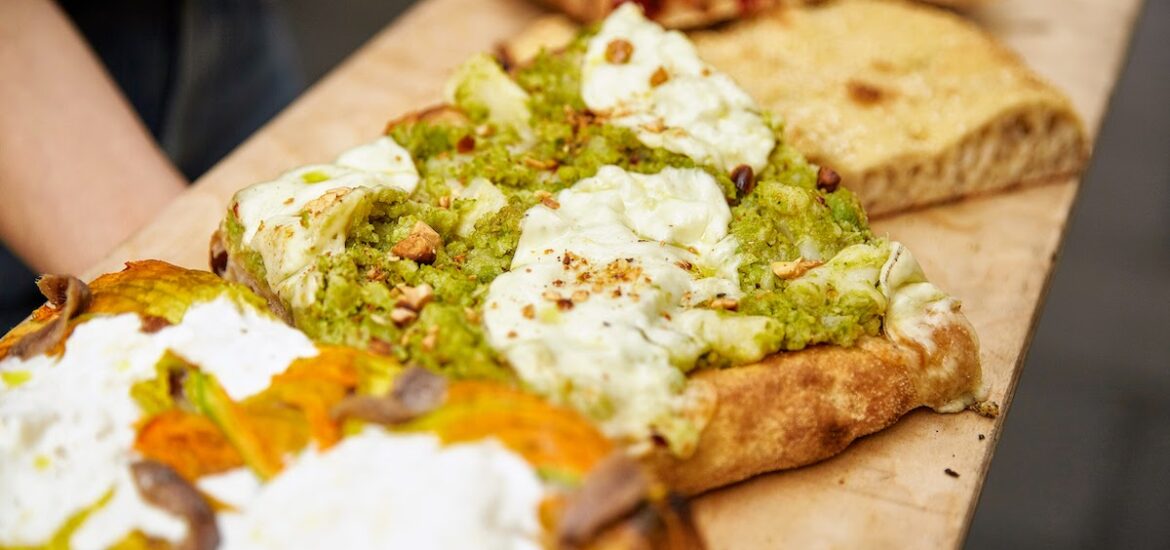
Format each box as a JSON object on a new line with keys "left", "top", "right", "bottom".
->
{"left": 80, "top": 0, "right": 1144, "bottom": 547}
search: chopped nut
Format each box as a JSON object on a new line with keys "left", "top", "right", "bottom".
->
{"left": 816, "top": 166, "right": 841, "bottom": 192}
{"left": 507, "top": 330, "right": 518, "bottom": 339}
{"left": 571, "top": 290, "right": 590, "bottom": 303}
{"left": 421, "top": 326, "right": 439, "bottom": 351}
{"left": 605, "top": 39, "right": 634, "bottom": 64}
{"left": 395, "top": 283, "right": 435, "bottom": 311}
{"left": 524, "top": 157, "right": 559, "bottom": 170}
{"left": 552, "top": 279, "right": 565, "bottom": 287}
{"left": 556, "top": 299, "right": 574, "bottom": 311}
{"left": 649, "top": 66, "right": 670, "bottom": 87}
{"left": 522, "top": 304, "right": 536, "bottom": 319}
{"left": 535, "top": 190, "right": 560, "bottom": 209}
{"left": 365, "top": 266, "right": 386, "bottom": 282}
{"left": 731, "top": 164, "right": 756, "bottom": 196}
{"left": 641, "top": 119, "right": 666, "bottom": 133}
{"left": 390, "top": 307, "right": 418, "bottom": 327}
{"left": 368, "top": 338, "right": 393, "bottom": 356}
{"left": 456, "top": 134, "right": 476, "bottom": 153}
{"left": 438, "top": 195, "right": 452, "bottom": 209}
{"left": 464, "top": 307, "right": 481, "bottom": 324}
{"left": 392, "top": 221, "right": 442, "bottom": 264}
{"left": 542, "top": 290, "right": 562, "bottom": 302}
{"left": 770, "top": 258, "right": 824, "bottom": 280}
{"left": 709, "top": 297, "right": 739, "bottom": 311}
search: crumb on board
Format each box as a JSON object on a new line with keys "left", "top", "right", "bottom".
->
{"left": 970, "top": 400, "right": 1001, "bottom": 418}
{"left": 944, "top": 468, "right": 960, "bottom": 478}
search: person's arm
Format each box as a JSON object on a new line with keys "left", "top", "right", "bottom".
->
{"left": 0, "top": 0, "right": 187, "bottom": 275}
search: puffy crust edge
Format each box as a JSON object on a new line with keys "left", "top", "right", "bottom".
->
{"left": 646, "top": 317, "right": 983, "bottom": 495}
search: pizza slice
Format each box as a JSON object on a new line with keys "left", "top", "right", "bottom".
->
{"left": 213, "top": 3, "right": 989, "bottom": 495}
{"left": 0, "top": 262, "right": 699, "bottom": 549}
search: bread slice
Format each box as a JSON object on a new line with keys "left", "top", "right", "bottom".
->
{"left": 502, "top": 0, "right": 1087, "bottom": 216}
{"left": 690, "top": 0, "right": 1087, "bottom": 215}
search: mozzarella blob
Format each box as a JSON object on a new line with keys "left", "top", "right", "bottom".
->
{"left": 0, "top": 297, "right": 316, "bottom": 548}
{"left": 581, "top": 4, "right": 775, "bottom": 174}
{"left": 212, "top": 431, "right": 544, "bottom": 550}
{"left": 483, "top": 165, "right": 776, "bottom": 455}
{"left": 232, "top": 136, "right": 419, "bottom": 307}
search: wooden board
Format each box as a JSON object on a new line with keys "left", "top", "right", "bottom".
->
{"left": 81, "top": 0, "right": 1143, "bottom": 547}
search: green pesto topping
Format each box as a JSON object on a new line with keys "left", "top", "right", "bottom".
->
{"left": 234, "top": 28, "right": 884, "bottom": 378}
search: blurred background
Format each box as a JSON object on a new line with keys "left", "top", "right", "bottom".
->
{"left": 1, "top": 0, "right": 1166, "bottom": 546}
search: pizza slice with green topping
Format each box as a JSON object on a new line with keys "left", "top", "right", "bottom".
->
{"left": 212, "top": 4, "right": 989, "bottom": 494}
{"left": 0, "top": 261, "right": 698, "bottom": 550}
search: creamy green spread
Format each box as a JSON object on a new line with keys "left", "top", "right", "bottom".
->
{"left": 223, "top": 5, "right": 905, "bottom": 453}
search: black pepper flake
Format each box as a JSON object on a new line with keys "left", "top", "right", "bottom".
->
{"left": 978, "top": 434, "right": 986, "bottom": 441}
{"left": 816, "top": 166, "right": 841, "bottom": 192}
{"left": 944, "top": 468, "right": 960, "bottom": 478}
{"left": 731, "top": 164, "right": 755, "bottom": 197}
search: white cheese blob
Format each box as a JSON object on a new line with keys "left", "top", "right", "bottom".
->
{"left": 457, "top": 177, "right": 509, "bottom": 237}
{"left": 582, "top": 4, "right": 775, "bottom": 173}
{"left": 232, "top": 136, "right": 419, "bottom": 307}
{"left": 336, "top": 137, "right": 422, "bottom": 190}
{"left": 0, "top": 315, "right": 184, "bottom": 549}
{"left": 217, "top": 431, "right": 544, "bottom": 550}
{"left": 879, "top": 242, "right": 989, "bottom": 409}
{"left": 0, "top": 296, "right": 317, "bottom": 548}
{"left": 484, "top": 165, "right": 773, "bottom": 455}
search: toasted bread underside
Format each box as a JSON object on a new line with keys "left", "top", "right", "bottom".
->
{"left": 501, "top": 0, "right": 1086, "bottom": 217}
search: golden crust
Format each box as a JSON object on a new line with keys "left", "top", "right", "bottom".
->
{"left": 650, "top": 319, "right": 982, "bottom": 495}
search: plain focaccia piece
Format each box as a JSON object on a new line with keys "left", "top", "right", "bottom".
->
{"left": 502, "top": 0, "right": 1087, "bottom": 216}
{"left": 689, "top": 0, "right": 1087, "bottom": 215}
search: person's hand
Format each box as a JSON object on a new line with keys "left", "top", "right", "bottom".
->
{"left": 0, "top": 0, "right": 187, "bottom": 275}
